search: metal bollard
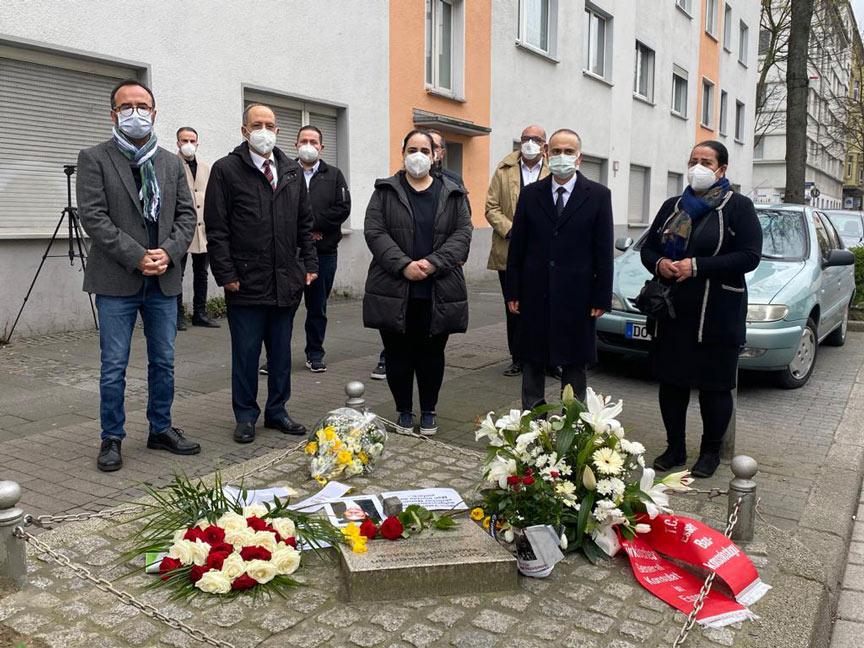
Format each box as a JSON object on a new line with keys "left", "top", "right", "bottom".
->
{"left": 0, "top": 480, "right": 27, "bottom": 588}
{"left": 728, "top": 455, "right": 758, "bottom": 542}
{"left": 345, "top": 381, "right": 366, "bottom": 410}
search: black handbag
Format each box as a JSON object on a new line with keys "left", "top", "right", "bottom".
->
{"left": 634, "top": 278, "right": 676, "bottom": 320}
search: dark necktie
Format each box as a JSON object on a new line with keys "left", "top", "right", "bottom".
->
{"left": 262, "top": 159, "right": 276, "bottom": 191}
{"left": 556, "top": 186, "right": 566, "bottom": 220}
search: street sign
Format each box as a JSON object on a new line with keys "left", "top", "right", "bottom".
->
{"left": 810, "top": 187, "right": 821, "bottom": 198}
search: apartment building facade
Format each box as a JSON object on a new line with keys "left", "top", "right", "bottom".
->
{"left": 0, "top": 0, "right": 759, "bottom": 335}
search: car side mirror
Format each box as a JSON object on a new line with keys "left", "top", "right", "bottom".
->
{"left": 823, "top": 249, "right": 855, "bottom": 268}
{"left": 615, "top": 236, "right": 634, "bottom": 252}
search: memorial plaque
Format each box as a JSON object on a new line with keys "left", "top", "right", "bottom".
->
{"left": 339, "top": 520, "right": 518, "bottom": 601}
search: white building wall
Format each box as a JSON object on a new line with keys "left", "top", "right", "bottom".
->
{"left": 0, "top": 0, "right": 389, "bottom": 335}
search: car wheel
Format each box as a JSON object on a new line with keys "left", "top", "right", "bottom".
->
{"left": 824, "top": 305, "right": 849, "bottom": 347}
{"left": 777, "top": 318, "right": 818, "bottom": 389}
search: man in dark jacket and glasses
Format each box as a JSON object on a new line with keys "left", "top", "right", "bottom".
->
{"left": 204, "top": 104, "right": 318, "bottom": 444}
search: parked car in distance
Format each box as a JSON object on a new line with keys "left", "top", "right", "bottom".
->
{"left": 824, "top": 210, "right": 864, "bottom": 249}
{"left": 597, "top": 204, "right": 856, "bottom": 388}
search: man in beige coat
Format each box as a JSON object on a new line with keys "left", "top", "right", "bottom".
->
{"left": 176, "top": 127, "right": 219, "bottom": 329}
{"left": 485, "top": 125, "right": 549, "bottom": 376}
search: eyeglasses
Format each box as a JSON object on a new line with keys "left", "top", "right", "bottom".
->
{"left": 113, "top": 104, "right": 154, "bottom": 117}
{"left": 520, "top": 136, "right": 544, "bottom": 144}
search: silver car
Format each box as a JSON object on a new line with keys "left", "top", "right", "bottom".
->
{"left": 824, "top": 210, "right": 864, "bottom": 249}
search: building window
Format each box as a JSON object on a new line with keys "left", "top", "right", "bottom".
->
{"left": 759, "top": 28, "right": 771, "bottom": 55}
{"left": 701, "top": 78, "right": 715, "bottom": 128}
{"left": 847, "top": 156, "right": 853, "bottom": 178}
{"left": 519, "top": 0, "right": 558, "bottom": 56}
{"left": 628, "top": 165, "right": 651, "bottom": 224}
{"left": 719, "top": 90, "right": 728, "bottom": 135}
{"left": 754, "top": 137, "right": 765, "bottom": 159}
{"left": 676, "top": 0, "right": 692, "bottom": 14}
{"left": 706, "top": 0, "right": 718, "bottom": 37}
{"left": 426, "top": 0, "right": 464, "bottom": 96}
{"left": 584, "top": 5, "right": 610, "bottom": 79}
{"left": 634, "top": 41, "right": 655, "bottom": 101}
{"left": 855, "top": 80, "right": 860, "bottom": 101}
{"left": 672, "top": 66, "right": 688, "bottom": 117}
{"left": 735, "top": 100, "right": 746, "bottom": 141}
{"left": 667, "top": 171, "right": 683, "bottom": 197}
{"left": 723, "top": 4, "right": 733, "bottom": 51}
{"left": 738, "top": 21, "right": 749, "bottom": 65}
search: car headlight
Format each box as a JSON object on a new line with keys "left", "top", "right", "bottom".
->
{"left": 611, "top": 294, "right": 626, "bottom": 311}
{"left": 746, "top": 304, "right": 789, "bottom": 322}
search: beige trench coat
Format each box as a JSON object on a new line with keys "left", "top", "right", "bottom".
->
{"left": 179, "top": 153, "right": 210, "bottom": 254}
{"left": 484, "top": 150, "right": 549, "bottom": 271}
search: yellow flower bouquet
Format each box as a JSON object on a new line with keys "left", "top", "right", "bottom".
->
{"left": 306, "top": 408, "right": 387, "bottom": 484}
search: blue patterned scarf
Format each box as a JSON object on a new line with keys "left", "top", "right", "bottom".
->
{"left": 660, "top": 178, "right": 731, "bottom": 260}
{"left": 112, "top": 126, "right": 161, "bottom": 223}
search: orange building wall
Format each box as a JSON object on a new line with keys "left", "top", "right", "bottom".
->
{"left": 389, "top": 0, "right": 492, "bottom": 226}
{"left": 696, "top": 0, "right": 721, "bottom": 142}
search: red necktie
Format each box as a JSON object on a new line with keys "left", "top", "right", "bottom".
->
{"left": 262, "top": 159, "right": 276, "bottom": 191}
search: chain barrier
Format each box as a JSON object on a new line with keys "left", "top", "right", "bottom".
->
{"left": 670, "top": 495, "right": 744, "bottom": 648}
{"left": 24, "top": 504, "right": 145, "bottom": 530}
{"left": 12, "top": 526, "right": 235, "bottom": 648}
{"left": 377, "top": 415, "right": 485, "bottom": 462}
{"left": 681, "top": 487, "right": 728, "bottom": 500}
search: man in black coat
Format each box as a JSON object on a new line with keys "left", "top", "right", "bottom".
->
{"left": 505, "top": 129, "right": 613, "bottom": 410}
{"left": 204, "top": 104, "right": 318, "bottom": 444}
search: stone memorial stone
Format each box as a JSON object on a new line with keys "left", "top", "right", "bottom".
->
{"left": 339, "top": 521, "right": 518, "bottom": 601}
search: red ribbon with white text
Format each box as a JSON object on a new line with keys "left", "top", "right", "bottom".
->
{"left": 618, "top": 515, "right": 770, "bottom": 628}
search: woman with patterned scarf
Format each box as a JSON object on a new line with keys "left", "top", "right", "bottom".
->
{"left": 640, "top": 141, "right": 762, "bottom": 478}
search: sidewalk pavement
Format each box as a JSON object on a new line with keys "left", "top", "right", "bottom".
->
{"left": 0, "top": 279, "right": 863, "bottom": 646}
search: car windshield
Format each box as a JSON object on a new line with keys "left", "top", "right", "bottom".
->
{"left": 757, "top": 210, "right": 807, "bottom": 261}
{"left": 825, "top": 212, "right": 864, "bottom": 239}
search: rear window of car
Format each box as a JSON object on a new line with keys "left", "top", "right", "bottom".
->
{"left": 757, "top": 209, "right": 808, "bottom": 261}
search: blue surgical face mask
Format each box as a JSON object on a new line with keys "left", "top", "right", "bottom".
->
{"left": 117, "top": 111, "right": 154, "bottom": 140}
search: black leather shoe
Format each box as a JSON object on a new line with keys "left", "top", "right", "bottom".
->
{"left": 192, "top": 313, "right": 221, "bottom": 328}
{"left": 652, "top": 445, "right": 687, "bottom": 471}
{"left": 176, "top": 317, "right": 188, "bottom": 331}
{"left": 691, "top": 452, "right": 721, "bottom": 478}
{"left": 147, "top": 427, "right": 201, "bottom": 455}
{"left": 503, "top": 362, "right": 522, "bottom": 377}
{"left": 546, "top": 365, "right": 563, "bottom": 380}
{"left": 264, "top": 415, "right": 306, "bottom": 436}
{"left": 97, "top": 438, "right": 123, "bottom": 472}
{"left": 233, "top": 422, "right": 256, "bottom": 444}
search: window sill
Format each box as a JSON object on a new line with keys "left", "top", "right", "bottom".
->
{"left": 582, "top": 69, "right": 613, "bottom": 87}
{"left": 705, "top": 30, "right": 718, "bottom": 42}
{"left": 627, "top": 222, "right": 650, "bottom": 229}
{"left": 670, "top": 110, "right": 688, "bottom": 121}
{"left": 425, "top": 86, "right": 467, "bottom": 103}
{"left": 700, "top": 121, "right": 714, "bottom": 130}
{"left": 719, "top": 131, "right": 728, "bottom": 138}
{"left": 515, "top": 40, "right": 559, "bottom": 63}
{"left": 676, "top": 5, "right": 693, "bottom": 18}
{"left": 723, "top": 45, "right": 732, "bottom": 53}
{"left": 633, "top": 93, "right": 655, "bottom": 106}
{"left": 734, "top": 138, "right": 745, "bottom": 145}
{"left": 738, "top": 60, "right": 748, "bottom": 69}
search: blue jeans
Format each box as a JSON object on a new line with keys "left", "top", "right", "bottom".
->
{"left": 95, "top": 277, "right": 177, "bottom": 440}
{"left": 303, "top": 254, "right": 337, "bottom": 362}
{"left": 227, "top": 304, "right": 296, "bottom": 423}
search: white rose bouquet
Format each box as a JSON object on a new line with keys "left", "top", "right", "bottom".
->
{"left": 306, "top": 407, "right": 387, "bottom": 484}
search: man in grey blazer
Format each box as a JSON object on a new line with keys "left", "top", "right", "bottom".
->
{"left": 77, "top": 79, "right": 201, "bottom": 472}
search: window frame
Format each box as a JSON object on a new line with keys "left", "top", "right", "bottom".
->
{"left": 734, "top": 100, "right": 746, "bottom": 142}
{"left": 705, "top": 0, "right": 718, "bottom": 38}
{"left": 675, "top": 0, "right": 692, "bottom": 17}
{"left": 723, "top": 3, "right": 733, "bottom": 51}
{"left": 738, "top": 20, "right": 749, "bottom": 66}
{"left": 701, "top": 77, "right": 716, "bottom": 129}
{"left": 583, "top": 4, "right": 612, "bottom": 82}
{"left": 425, "top": 0, "right": 465, "bottom": 100}
{"left": 633, "top": 40, "right": 655, "bottom": 103}
{"left": 672, "top": 65, "right": 689, "bottom": 118}
{"left": 719, "top": 89, "right": 729, "bottom": 136}
{"left": 517, "top": 0, "right": 559, "bottom": 60}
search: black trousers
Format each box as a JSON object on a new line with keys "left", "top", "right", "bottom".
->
{"left": 178, "top": 252, "right": 210, "bottom": 316}
{"left": 522, "top": 361, "right": 586, "bottom": 410}
{"left": 658, "top": 383, "right": 733, "bottom": 454}
{"left": 226, "top": 304, "right": 296, "bottom": 423}
{"left": 380, "top": 299, "right": 449, "bottom": 413}
{"left": 497, "top": 270, "right": 520, "bottom": 362}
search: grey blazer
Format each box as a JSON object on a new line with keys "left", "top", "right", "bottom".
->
{"left": 76, "top": 139, "right": 196, "bottom": 297}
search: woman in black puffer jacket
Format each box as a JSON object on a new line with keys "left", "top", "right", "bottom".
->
{"left": 363, "top": 129, "right": 473, "bottom": 436}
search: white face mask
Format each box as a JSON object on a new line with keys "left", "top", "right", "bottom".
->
{"left": 548, "top": 154, "right": 578, "bottom": 179}
{"left": 521, "top": 140, "right": 542, "bottom": 160}
{"left": 117, "top": 111, "right": 153, "bottom": 140}
{"left": 687, "top": 164, "right": 718, "bottom": 193}
{"left": 179, "top": 142, "right": 197, "bottom": 158}
{"left": 404, "top": 151, "right": 432, "bottom": 178}
{"left": 247, "top": 128, "right": 277, "bottom": 156}
{"left": 298, "top": 144, "right": 319, "bottom": 164}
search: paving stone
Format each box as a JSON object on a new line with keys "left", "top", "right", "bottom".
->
{"left": 36, "top": 622, "right": 106, "bottom": 648}
{"left": 124, "top": 619, "right": 161, "bottom": 645}
{"left": 427, "top": 605, "right": 466, "bottom": 628}
{"left": 496, "top": 593, "right": 532, "bottom": 612}
{"left": 837, "top": 590, "right": 864, "bottom": 623}
{"left": 606, "top": 641, "right": 638, "bottom": 648}
{"left": 628, "top": 606, "right": 665, "bottom": 625}
{"left": 829, "top": 619, "right": 864, "bottom": 648}
{"left": 220, "top": 628, "right": 266, "bottom": 648}
{"left": 450, "top": 629, "right": 501, "bottom": 648}
{"left": 401, "top": 622, "right": 444, "bottom": 647}
{"left": 277, "top": 625, "right": 335, "bottom": 647}
{"left": 258, "top": 609, "right": 305, "bottom": 633}
{"left": 349, "top": 625, "right": 389, "bottom": 647}
{"left": 81, "top": 548, "right": 118, "bottom": 566}
{"left": 450, "top": 595, "right": 484, "bottom": 608}
{"left": 91, "top": 602, "right": 140, "bottom": 628}
{"left": 589, "top": 596, "right": 624, "bottom": 618}
{"left": 204, "top": 603, "right": 247, "bottom": 627}
{"left": 562, "top": 583, "right": 595, "bottom": 602}
{"left": 0, "top": 598, "right": 25, "bottom": 621}
{"left": 522, "top": 618, "right": 561, "bottom": 640}
{"left": 371, "top": 606, "right": 413, "bottom": 632}
{"left": 604, "top": 581, "right": 635, "bottom": 600}
{"left": 574, "top": 564, "right": 612, "bottom": 582}
{"left": 560, "top": 631, "right": 600, "bottom": 648}
{"left": 619, "top": 620, "right": 654, "bottom": 643}
{"left": 572, "top": 612, "right": 616, "bottom": 634}
{"left": 702, "top": 626, "right": 736, "bottom": 646}
{"left": 4, "top": 611, "right": 50, "bottom": 633}
{"left": 471, "top": 609, "right": 519, "bottom": 634}
{"left": 317, "top": 605, "right": 363, "bottom": 627}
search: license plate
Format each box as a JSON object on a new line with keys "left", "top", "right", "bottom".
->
{"left": 625, "top": 321, "right": 651, "bottom": 340}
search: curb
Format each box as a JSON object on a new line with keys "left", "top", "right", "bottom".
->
{"left": 848, "top": 320, "right": 864, "bottom": 332}
{"left": 796, "top": 361, "right": 864, "bottom": 647}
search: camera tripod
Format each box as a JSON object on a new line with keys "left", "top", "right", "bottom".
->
{"left": 8, "top": 165, "right": 98, "bottom": 341}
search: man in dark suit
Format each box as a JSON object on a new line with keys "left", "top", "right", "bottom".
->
{"left": 205, "top": 104, "right": 318, "bottom": 444}
{"left": 77, "top": 79, "right": 201, "bottom": 472}
{"left": 505, "top": 129, "right": 613, "bottom": 409}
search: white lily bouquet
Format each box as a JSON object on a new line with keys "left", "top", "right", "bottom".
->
{"left": 306, "top": 407, "right": 387, "bottom": 485}
{"left": 473, "top": 386, "right": 692, "bottom": 561}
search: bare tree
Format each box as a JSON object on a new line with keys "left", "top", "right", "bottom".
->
{"left": 755, "top": 0, "right": 792, "bottom": 149}
{"left": 785, "top": 0, "right": 815, "bottom": 204}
